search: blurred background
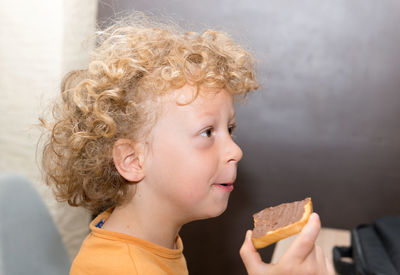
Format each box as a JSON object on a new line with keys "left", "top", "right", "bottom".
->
{"left": 1, "top": 0, "right": 400, "bottom": 274}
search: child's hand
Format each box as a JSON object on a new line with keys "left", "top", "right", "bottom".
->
{"left": 240, "top": 213, "right": 335, "bottom": 275}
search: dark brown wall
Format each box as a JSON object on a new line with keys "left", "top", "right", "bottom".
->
{"left": 98, "top": 1, "right": 400, "bottom": 274}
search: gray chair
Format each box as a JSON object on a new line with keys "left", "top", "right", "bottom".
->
{"left": 0, "top": 173, "right": 71, "bottom": 275}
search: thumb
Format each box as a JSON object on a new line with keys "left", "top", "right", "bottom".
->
{"left": 281, "top": 212, "right": 321, "bottom": 263}
{"left": 240, "top": 230, "right": 267, "bottom": 274}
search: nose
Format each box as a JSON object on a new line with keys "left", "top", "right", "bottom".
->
{"left": 225, "top": 137, "right": 243, "bottom": 164}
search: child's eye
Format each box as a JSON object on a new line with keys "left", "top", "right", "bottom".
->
{"left": 200, "top": 127, "right": 213, "bottom": 138}
{"left": 228, "top": 124, "right": 236, "bottom": 135}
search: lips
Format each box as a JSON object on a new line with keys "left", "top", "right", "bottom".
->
{"left": 214, "top": 183, "right": 234, "bottom": 191}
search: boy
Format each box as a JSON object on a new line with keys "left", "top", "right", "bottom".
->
{"left": 40, "top": 13, "right": 333, "bottom": 274}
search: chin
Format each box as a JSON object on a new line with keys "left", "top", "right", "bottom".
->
{"left": 196, "top": 203, "right": 229, "bottom": 221}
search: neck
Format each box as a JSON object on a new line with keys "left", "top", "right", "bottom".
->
{"left": 102, "top": 184, "right": 183, "bottom": 249}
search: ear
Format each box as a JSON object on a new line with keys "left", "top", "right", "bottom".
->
{"left": 112, "top": 139, "right": 145, "bottom": 182}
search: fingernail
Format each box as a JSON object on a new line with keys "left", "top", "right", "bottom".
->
{"left": 311, "top": 213, "right": 321, "bottom": 224}
{"left": 246, "top": 230, "right": 252, "bottom": 239}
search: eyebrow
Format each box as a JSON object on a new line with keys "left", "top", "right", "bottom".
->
{"left": 197, "top": 111, "right": 236, "bottom": 122}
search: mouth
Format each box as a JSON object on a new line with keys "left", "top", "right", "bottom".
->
{"left": 213, "top": 183, "right": 234, "bottom": 192}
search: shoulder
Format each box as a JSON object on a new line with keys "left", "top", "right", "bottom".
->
{"left": 71, "top": 218, "right": 188, "bottom": 275}
{"left": 70, "top": 233, "right": 138, "bottom": 275}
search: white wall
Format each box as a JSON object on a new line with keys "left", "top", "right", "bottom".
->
{"left": 0, "top": 0, "right": 98, "bottom": 259}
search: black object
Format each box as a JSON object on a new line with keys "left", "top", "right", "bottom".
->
{"left": 333, "top": 216, "right": 400, "bottom": 275}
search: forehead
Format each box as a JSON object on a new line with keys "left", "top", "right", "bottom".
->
{"left": 162, "top": 85, "right": 235, "bottom": 117}
{"left": 144, "top": 85, "right": 235, "bottom": 144}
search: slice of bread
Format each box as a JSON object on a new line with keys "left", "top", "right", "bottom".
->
{"left": 251, "top": 198, "right": 313, "bottom": 249}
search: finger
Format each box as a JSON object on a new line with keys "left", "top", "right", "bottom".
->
{"left": 299, "top": 243, "right": 317, "bottom": 268}
{"left": 239, "top": 230, "right": 265, "bottom": 274}
{"left": 315, "top": 245, "right": 325, "bottom": 273}
{"left": 282, "top": 212, "right": 321, "bottom": 263}
{"left": 325, "top": 255, "right": 335, "bottom": 275}
{"left": 303, "top": 244, "right": 331, "bottom": 275}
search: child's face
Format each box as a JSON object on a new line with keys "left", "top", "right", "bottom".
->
{"left": 143, "top": 84, "right": 243, "bottom": 224}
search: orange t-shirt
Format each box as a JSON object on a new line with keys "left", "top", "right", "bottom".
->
{"left": 70, "top": 210, "right": 188, "bottom": 275}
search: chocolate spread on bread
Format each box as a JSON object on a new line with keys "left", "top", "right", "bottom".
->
{"left": 252, "top": 198, "right": 310, "bottom": 238}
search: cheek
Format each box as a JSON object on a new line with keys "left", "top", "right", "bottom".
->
{"left": 154, "top": 144, "right": 217, "bottom": 193}
{"left": 175, "top": 146, "right": 219, "bottom": 184}
{"left": 156, "top": 137, "right": 215, "bottom": 174}
{"left": 171, "top": 153, "right": 219, "bottom": 202}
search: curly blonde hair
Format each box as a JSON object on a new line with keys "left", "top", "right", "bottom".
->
{"left": 40, "top": 13, "right": 259, "bottom": 212}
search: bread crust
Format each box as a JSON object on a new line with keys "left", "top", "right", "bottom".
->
{"left": 251, "top": 198, "right": 313, "bottom": 249}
